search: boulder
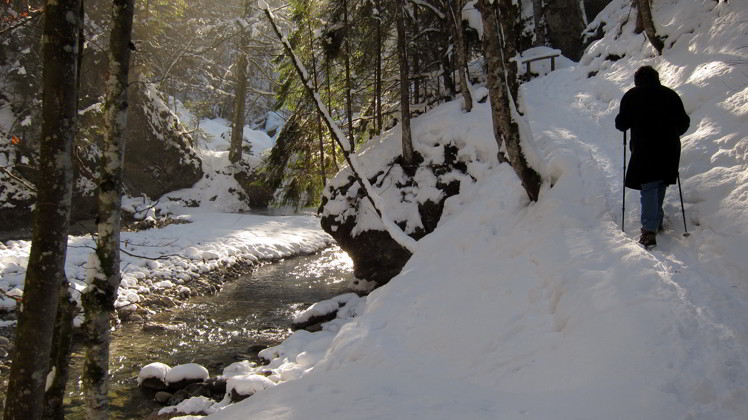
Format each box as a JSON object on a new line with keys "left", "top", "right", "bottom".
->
{"left": 123, "top": 82, "right": 203, "bottom": 200}
{"left": 140, "top": 377, "right": 168, "bottom": 391}
{"left": 321, "top": 144, "right": 470, "bottom": 291}
{"left": 232, "top": 162, "right": 273, "bottom": 208}
{"left": 154, "top": 391, "right": 173, "bottom": 404}
{"left": 166, "top": 389, "right": 191, "bottom": 406}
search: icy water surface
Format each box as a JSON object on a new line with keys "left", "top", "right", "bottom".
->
{"left": 63, "top": 246, "right": 353, "bottom": 419}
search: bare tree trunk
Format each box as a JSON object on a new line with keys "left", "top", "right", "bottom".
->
{"left": 230, "top": 0, "right": 251, "bottom": 164}
{"left": 44, "top": 287, "right": 76, "bottom": 420}
{"left": 532, "top": 0, "right": 546, "bottom": 46}
{"left": 343, "top": 0, "right": 355, "bottom": 151}
{"left": 3, "top": 1, "right": 82, "bottom": 418}
{"left": 375, "top": 0, "right": 383, "bottom": 134}
{"left": 81, "top": 1, "right": 135, "bottom": 418}
{"left": 44, "top": 2, "right": 85, "bottom": 416}
{"left": 396, "top": 0, "right": 415, "bottom": 165}
{"left": 326, "top": 56, "right": 339, "bottom": 171}
{"left": 636, "top": 0, "right": 664, "bottom": 55}
{"left": 308, "top": 19, "right": 326, "bottom": 186}
{"left": 450, "top": 0, "right": 473, "bottom": 112}
{"left": 477, "top": 0, "right": 542, "bottom": 202}
{"left": 413, "top": 6, "right": 421, "bottom": 106}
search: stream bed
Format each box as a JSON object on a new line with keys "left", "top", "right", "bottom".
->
{"left": 62, "top": 246, "right": 354, "bottom": 419}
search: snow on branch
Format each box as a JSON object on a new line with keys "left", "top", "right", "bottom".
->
{"left": 259, "top": 2, "right": 418, "bottom": 253}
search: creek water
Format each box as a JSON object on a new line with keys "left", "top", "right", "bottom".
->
{"left": 61, "top": 246, "right": 354, "bottom": 419}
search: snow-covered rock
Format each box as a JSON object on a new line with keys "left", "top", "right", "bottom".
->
{"left": 137, "top": 362, "right": 171, "bottom": 388}
{"left": 165, "top": 363, "right": 210, "bottom": 386}
{"left": 226, "top": 374, "right": 275, "bottom": 401}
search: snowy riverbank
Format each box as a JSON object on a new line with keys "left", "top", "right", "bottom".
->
{"left": 0, "top": 210, "right": 334, "bottom": 321}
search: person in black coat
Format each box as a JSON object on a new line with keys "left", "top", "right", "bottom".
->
{"left": 615, "top": 66, "right": 690, "bottom": 247}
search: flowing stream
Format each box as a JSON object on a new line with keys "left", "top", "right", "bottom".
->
{"left": 61, "top": 246, "right": 353, "bottom": 419}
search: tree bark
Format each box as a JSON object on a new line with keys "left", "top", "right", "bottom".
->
{"left": 413, "top": 6, "right": 421, "bottom": 106}
{"left": 44, "top": 2, "right": 86, "bottom": 416}
{"left": 396, "top": 0, "right": 415, "bottom": 165}
{"left": 543, "top": 0, "right": 586, "bottom": 60}
{"left": 532, "top": 0, "right": 546, "bottom": 46}
{"left": 44, "top": 286, "right": 76, "bottom": 420}
{"left": 326, "top": 56, "right": 339, "bottom": 171}
{"left": 344, "top": 0, "right": 355, "bottom": 152}
{"left": 636, "top": 0, "right": 664, "bottom": 55}
{"left": 450, "top": 0, "right": 473, "bottom": 112}
{"left": 308, "top": 18, "right": 326, "bottom": 186}
{"left": 3, "top": 1, "right": 82, "bottom": 418}
{"left": 477, "top": 0, "right": 542, "bottom": 202}
{"left": 375, "top": 0, "right": 383, "bottom": 134}
{"left": 229, "top": 0, "right": 252, "bottom": 164}
{"left": 81, "top": 0, "right": 135, "bottom": 418}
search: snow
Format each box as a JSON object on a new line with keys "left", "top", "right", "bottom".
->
{"left": 226, "top": 374, "right": 275, "bottom": 396}
{"left": 292, "top": 292, "right": 361, "bottom": 325}
{"left": 159, "top": 396, "right": 218, "bottom": 416}
{"left": 165, "top": 363, "right": 210, "bottom": 384}
{"left": 137, "top": 362, "right": 171, "bottom": 386}
{"left": 200, "top": 1, "right": 748, "bottom": 419}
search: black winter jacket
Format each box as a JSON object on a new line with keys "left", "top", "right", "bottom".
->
{"left": 615, "top": 83, "right": 690, "bottom": 190}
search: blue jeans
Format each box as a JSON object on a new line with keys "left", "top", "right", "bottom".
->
{"left": 640, "top": 180, "right": 666, "bottom": 233}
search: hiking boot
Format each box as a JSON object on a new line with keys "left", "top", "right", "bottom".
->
{"left": 639, "top": 229, "right": 657, "bottom": 249}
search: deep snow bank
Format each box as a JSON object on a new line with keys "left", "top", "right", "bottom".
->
{"left": 204, "top": 0, "right": 748, "bottom": 418}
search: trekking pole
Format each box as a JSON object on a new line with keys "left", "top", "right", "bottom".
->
{"left": 622, "top": 130, "right": 627, "bottom": 232}
{"left": 677, "top": 174, "right": 690, "bottom": 237}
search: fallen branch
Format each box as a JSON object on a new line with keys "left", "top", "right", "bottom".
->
{"left": 259, "top": 1, "right": 417, "bottom": 253}
{"left": 0, "top": 165, "right": 36, "bottom": 192}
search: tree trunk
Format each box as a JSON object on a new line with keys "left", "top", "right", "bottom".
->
{"left": 229, "top": 0, "right": 251, "bottom": 164}
{"left": 44, "top": 2, "right": 86, "bottom": 416}
{"left": 81, "top": 0, "right": 135, "bottom": 418}
{"left": 532, "top": 0, "right": 546, "bottom": 46}
{"left": 413, "top": 6, "right": 421, "bottom": 106}
{"left": 375, "top": 0, "right": 383, "bottom": 134}
{"left": 543, "top": 0, "right": 586, "bottom": 60}
{"left": 343, "top": 0, "right": 355, "bottom": 152}
{"left": 477, "top": 0, "right": 542, "bottom": 202}
{"left": 326, "top": 56, "right": 339, "bottom": 171}
{"left": 450, "top": 0, "right": 473, "bottom": 112}
{"left": 44, "top": 287, "right": 76, "bottom": 420}
{"left": 636, "top": 0, "right": 664, "bottom": 55}
{"left": 308, "top": 20, "right": 326, "bottom": 186}
{"left": 396, "top": 0, "right": 415, "bottom": 165}
{"left": 3, "top": 1, "right": 82, "bottom": 418}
